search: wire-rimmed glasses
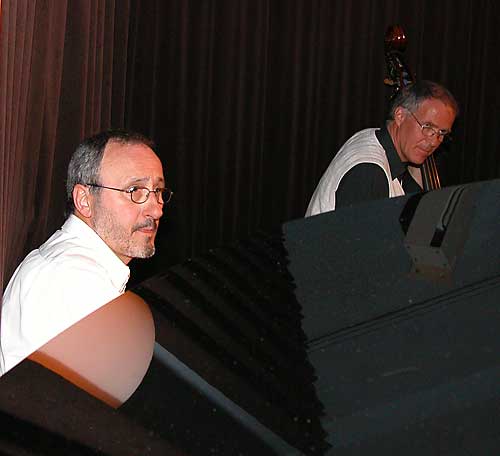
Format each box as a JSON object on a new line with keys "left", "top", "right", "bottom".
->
{"left": 86, "top": 183, "right": 173, "bottom": 204}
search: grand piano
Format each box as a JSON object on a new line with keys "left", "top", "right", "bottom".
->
{"left": 1, "top": 178, "right": 500, "bottom": 455}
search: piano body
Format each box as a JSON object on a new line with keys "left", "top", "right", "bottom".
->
{"left": 1, "top": 178, "right": 500, "bottom": 455}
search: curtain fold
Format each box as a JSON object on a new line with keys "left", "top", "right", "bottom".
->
{"left": 1, "top": 0, "right": 39, "bottom": 296}
{"left": 126, "top": 0, "right": 500, "bottom": 285}
{"left": 0, "top": 0, "right": 131, "bottom": 295}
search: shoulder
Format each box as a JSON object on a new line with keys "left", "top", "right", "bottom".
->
{"left": 18, "top": 240, "right": 109, "bottom": 286}
{"left": 5, "top": 217, "right": 128, "bottom": 309}
{"left": 3, "top": 240, "right": 119, "bottom": 317}
{"left": 340, "top": 129, "right": 384, "bottom": 155}
{"left": 2, "top": 245, "right": 123, "bottom": 353}
{"left": 333, "top": 129, "right": 388, "bottom": 173}
{"left": 343, "top": 128, "right": 380, "bottom": 147}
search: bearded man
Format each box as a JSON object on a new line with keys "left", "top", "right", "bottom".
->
{"left": 0, "top": 130, "right": 171, "bottom": 376}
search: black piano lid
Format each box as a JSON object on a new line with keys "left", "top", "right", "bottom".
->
{"left": 284, "top": 179, "right": 500, "bottom": 453}
{"left": 1, "top": 178, "right": 500, "bottom": 455}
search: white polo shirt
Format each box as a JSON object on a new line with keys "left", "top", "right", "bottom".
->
{"left": 0, "top": 215, "right": 130, "bottom": 376}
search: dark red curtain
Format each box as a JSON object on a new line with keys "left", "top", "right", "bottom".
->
{"left": 2, "top": 0, "right": 500, "bottom": 291}
{"left": 0, "top": 0, "right": 131, "bottom": 293}
{"left": 124, "top": 0, "right": 500, "bottom": 283}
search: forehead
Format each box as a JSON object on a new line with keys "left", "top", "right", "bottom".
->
{"left": 100, "top": 141, "right": 164, "bottom": 184}
{"left": 415, "top": 98, "right": 456, "bottom": 130}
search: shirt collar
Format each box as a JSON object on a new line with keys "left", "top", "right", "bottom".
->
{"left": 62, "top": 215, "right": 130, "bottom": 293}
{"left": 375, "top": 125, "right": 408, "bottom": 179}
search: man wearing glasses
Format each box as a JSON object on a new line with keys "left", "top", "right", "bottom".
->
{"left": 305, "top": 80, "right": 458, "bottom": 216}
{"left": 0, "top": 130, "right": 172, "bottom": 376}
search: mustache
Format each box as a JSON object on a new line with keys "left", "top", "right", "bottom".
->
{"left": 132, "top": 219, "right": 157, "bottom": 233}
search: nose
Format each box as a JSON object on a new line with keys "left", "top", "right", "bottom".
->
{"left": 429, "top": 133, "right": 443, "bottom": 149}
{"left": 143, "top": 193, "right": 164, "bottom": 220}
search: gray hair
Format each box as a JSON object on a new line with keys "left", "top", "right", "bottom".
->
{"left": 388, "top": 80, "right": 459, "bottom": 119}
{"left": 66, "top": 129, "right": 155, "bottom": 215}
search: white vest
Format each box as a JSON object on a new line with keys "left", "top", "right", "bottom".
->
{"left": 306, "top": 128, "right": 405, "bottom": 216}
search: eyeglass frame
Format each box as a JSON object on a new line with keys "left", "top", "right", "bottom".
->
{"left": 408, "top": 111, "right": 452, "bottom": 143}
{"left": 85, "top": 183, "right": 173, "bottom": 204}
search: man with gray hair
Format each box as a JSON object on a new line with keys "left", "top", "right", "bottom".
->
{"left": 0, "top": 130, "right": 172, "bottom": 376}
{"left": 306, "top": 80, "right": 458, "bottom": 216}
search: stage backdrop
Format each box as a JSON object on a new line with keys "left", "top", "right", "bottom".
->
{"left": 1, "top": 0, "right": 499, "bottom": 291}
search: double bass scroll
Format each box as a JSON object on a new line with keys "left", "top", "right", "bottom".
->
{"left": 383, "top": 25, "right": 441, "bottom": 191}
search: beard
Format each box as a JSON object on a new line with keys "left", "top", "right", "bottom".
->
{"left": 92, "top": 202, "right": 156, "bottom": 261}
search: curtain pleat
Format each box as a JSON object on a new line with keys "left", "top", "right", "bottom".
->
{"left": 1, "top": 0, "right": 36, "bottom": 297}
{"left": 125, "top": 0, "right": 500, "bottom": 284}
{"left": 0, "top": 0, "right": 131, "bottom": 295}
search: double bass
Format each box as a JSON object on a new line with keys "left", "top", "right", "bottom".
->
{"left": 383, "top": 25, "right": 441, "bottom": 191}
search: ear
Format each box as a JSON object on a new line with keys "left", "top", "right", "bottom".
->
{"left": 72, "top": 184, "right": 93, "bottom": 218}
{"left": 393, "top": 106, "right": 408, "bottom": 127}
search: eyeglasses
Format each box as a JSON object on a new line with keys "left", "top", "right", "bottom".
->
{"left": 86, "top": 183, "right": 173, "bottom": 204}
{"left": 409, "top": 111, "right": 452, "bottom": 143}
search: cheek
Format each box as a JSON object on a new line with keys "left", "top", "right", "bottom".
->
{"left": 405, "top": 129, "right": 422, "bottom": 147}
{"left": 110, "top": 205, "right": 141, "bottom": 231}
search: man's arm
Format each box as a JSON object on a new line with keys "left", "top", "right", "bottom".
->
{"left": 335, "top": 163, "right": 389, "bottom": 209}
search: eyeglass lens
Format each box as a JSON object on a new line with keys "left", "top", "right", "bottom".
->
{"left": 131, "top": 187, "right": 172, "bottom": 204}
{"left": 421, "top": 125, "right": 450, "bottom": 142}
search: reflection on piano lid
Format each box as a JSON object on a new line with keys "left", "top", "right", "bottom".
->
{"left": 132, "top": 231, "right": 329, "bottom": 455}
{"left": 1, "top": 179, "right": 500, "bottom": 455}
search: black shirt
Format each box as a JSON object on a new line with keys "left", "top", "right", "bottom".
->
{"left": 335, "top": 126, "right": 421, "bottom": 209}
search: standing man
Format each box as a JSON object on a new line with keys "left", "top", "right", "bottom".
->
{"left": 0, "top": 130, "right": 172, "bottom": 376}
{"left": 305, "top": 80, "right": 458, "bottom": 216}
